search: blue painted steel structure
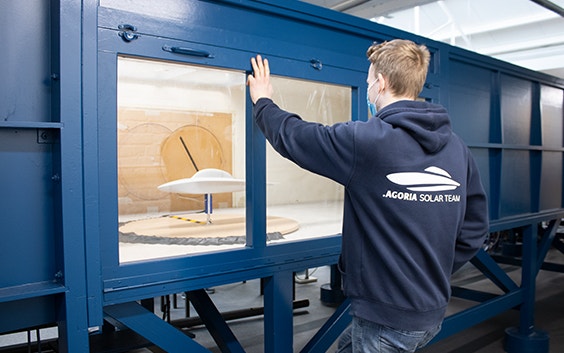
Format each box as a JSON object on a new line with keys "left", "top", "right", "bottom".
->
{"left": 1, "top": 1, "right": 563, "bottom": 352}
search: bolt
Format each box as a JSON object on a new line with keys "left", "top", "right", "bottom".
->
{"left": 54, "top": 271, "right": 64, "bottom": 282}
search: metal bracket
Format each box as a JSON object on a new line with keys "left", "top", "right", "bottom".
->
{"left": 118, "top": 24, "right": 139, "bottom": 42}
{"left": 37, "top": 129, "right": 57, "bottom": 144}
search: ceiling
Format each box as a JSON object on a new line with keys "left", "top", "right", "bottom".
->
{"left": 301, "top": 0, "right": 564, "bottom": 80}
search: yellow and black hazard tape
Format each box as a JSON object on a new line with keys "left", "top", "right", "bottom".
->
{"left": 168, "top": 215, "right": 207, "bottom": 225}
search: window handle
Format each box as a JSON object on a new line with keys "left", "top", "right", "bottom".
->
{"left": 162, "top": 45, "right": 214, "bottom": 58}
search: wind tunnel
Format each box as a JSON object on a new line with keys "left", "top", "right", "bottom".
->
{"left": 1, "top": 0, "right": 563, "bottom": 352}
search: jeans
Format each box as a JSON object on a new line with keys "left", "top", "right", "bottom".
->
{"left": 336, "top": 317, "right": 441, "bottom": 353}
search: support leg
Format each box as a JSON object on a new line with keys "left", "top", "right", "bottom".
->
{"left": 504, "top": 224, "right": 549, "bottom": 353}
{"left": 320, "top": 264, "right": 345, "bottom": 306}
{"left": 56, "top": 293, "right": 90, "bottom": 353}
{"left": 263, "top": 271, "right": 294, "bottom": 353}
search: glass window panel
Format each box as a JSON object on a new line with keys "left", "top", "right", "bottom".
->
{"left": 117, "top": 57, "right": 246, "bottom": 262}
{"left": 266, "top": 76, "right": 351, "bottom": 244}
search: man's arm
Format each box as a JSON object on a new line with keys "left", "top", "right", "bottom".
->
{"left": 247, "top": 55, "right": 356, "bottom": 186}
{"left": 453, "top": 155, "right": 489, "bottom": 273}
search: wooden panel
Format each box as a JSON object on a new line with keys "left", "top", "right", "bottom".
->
{"left": 118, "top": 108, "right": 233, "bottom": 215}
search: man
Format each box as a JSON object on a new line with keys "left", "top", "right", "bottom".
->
{"left": 247, "top": 39, "right": 489, "bottom": 353}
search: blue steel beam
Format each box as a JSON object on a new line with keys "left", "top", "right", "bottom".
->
{"left": 492, "top": 219, "right": 560, "bottom": 273}
{"left": 263, "top": 271, "right": 295, "bottom": 353}
{"left": 186, "top": 289, "right": 245, "bottom": 353}
{"left": 518, "top": 225, "right": 539, "bottom": 334}
{"left": 55, "top": 0, "right": 91, "bottom": 350}
{"left": 536, "top": 219, "right": 559, "bottom": 271}
{"left": 0, "top": 282, "right": 66, "bottom": 303}
{"left": 246, "top": 73, "right": 267, "bottom": 250}
{"left": 470, "top": 249, "right": 519, "bottom": 293}
{"left": 82, "top": 0, "right": 105, "bottom": 328}
{"left": 431, "top": 289, "right": 524, "bottom": 343}
{"left": 104, "top": 302, "right": 210, "bottom": 353}
{"left": 450, "top": 287, "right": 499, "bottom": 303}
{"left": 300, "top": 298, "right": 351, "bottom": 353}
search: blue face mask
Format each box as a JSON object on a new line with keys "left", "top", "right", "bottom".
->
{"left": 367, "top": 92, "right": 377, "bottom": 117}
{"left": 367, "top": 78, "right": 379, "bottom": 117}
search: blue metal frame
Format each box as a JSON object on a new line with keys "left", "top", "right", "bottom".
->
{"left": 1, "top": 0, "right": 563, "bottom": 352}
{"left": 0, "top": 1, "right": 91, "bottom": 351}
{"left": 54, "top": 0, "right": 90, "bottom": 348}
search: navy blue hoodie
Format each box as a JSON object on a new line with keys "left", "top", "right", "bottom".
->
{"left": 253, "top": 98, "right": 489, "bottom": 331}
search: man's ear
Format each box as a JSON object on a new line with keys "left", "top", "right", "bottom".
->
{"left": 376, "top": 72, "right": 386, "bottom": 92}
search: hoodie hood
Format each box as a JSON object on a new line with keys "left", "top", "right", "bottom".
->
{"left": 377, "top": 100, "right": 452, "bottom": 153}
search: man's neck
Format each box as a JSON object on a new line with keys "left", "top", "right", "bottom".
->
{"left": 378, "top": 94, "right": 415, "bottom": 110}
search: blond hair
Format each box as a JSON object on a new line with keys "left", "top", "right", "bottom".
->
{"left": 366, "top": 39, "right": 430, "bottom": 99}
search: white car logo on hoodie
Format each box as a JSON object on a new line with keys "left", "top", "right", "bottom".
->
{"left": 386, "top": 166, "right": 460, "bottom": 192}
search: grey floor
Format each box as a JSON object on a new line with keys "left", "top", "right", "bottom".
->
{"left": 133, "top": 249, "right": 564, "bottom": 353}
